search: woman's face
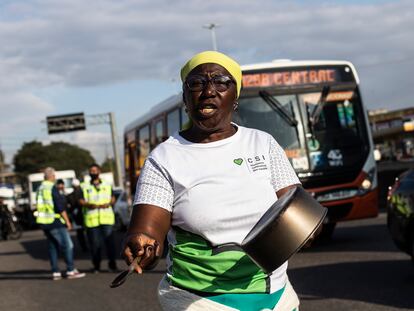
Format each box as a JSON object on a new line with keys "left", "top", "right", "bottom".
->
{"left": 183, "top": 63, "right": 237, "bottom": 133}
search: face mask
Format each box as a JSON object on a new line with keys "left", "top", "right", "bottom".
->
{"left": 90, "top": 173, "right": 99, "bottom": 181}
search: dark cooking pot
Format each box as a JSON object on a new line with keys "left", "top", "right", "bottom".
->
{"left": 241, "top": 186, "right": 327, "bottom": 273}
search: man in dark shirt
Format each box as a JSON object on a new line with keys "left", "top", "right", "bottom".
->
{"left": 66, "top": 179, "right": 88, "bottom": 252}
{"left": 36, "top": 167, "right": 85, "bottom": 280}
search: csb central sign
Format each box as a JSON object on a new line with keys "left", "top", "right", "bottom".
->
{"left": 46, "top": 112, "right": 86, "bottom": 134}
{"left": 242, "top": 69, "right": 337, "bottom": 88}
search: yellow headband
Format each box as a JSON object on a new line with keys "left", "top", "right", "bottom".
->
{"left": 180, "top": 51, "right": 242, "bottom": 97}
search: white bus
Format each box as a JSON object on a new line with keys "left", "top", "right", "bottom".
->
{"left": 124, "top": 59, "right": 378, "bottom": 238}
{"left": 28, "top": 170, "right": 76, "bottom": 210}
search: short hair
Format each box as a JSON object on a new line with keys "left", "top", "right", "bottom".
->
{"left": 89, "top": 163, "right": 101, "bottom": 170}
{"left": 56, "top": 179, "right": 64, "bottom": 185}
{"left": 44, "top": 167, "right": 55, "bottom": 179}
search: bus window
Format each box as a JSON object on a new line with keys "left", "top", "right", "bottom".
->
{"left": 127, "top": 142, "right": 138, "bottom": 192}
{"left": 138, "top": 125, "right": 150, "bottom": 168}
{"left": 167, "top": 109, "right": 180, "bottom": 136}
{"left": 181, "top": 105, "right": 189, "bottom": 128}
{"left": 155, "top": 119, "right": 165, "bottom": 145}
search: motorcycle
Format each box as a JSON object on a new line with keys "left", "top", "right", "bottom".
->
{"left": 0, "top": 204, "right": 23, "bottom": 240}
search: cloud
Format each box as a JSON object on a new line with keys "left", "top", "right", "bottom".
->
{"left": 0, "top": 0, "right": 413, "bottom": 162}
{"left": 0, "top": 0, "right": 412, "bottom": 88}
{"left": 0, "top": 92, "right": 53, "bottom": 131}
{"left": 0, "top": 91, "right": 54, "bottom": 162}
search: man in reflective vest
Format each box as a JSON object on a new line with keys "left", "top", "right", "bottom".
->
{"left": 36, "top": 167, "right": 85, "bottom": 280}
{"left": 80, "top": 163, "right": 117, "bottom": 273}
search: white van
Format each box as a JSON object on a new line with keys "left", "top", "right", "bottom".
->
{"left": 28, "top": 170, "right": 76, "bottom": 210}
{"left": 0, "top": 186, "right": 15, "bottom": 211}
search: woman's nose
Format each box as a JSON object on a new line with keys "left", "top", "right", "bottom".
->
{"left": 201, "top": 80, "right": 216, "bottom": 97}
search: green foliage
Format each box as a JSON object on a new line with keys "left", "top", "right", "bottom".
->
{"left": 0, "top": 149, "right": 5, "bottom": 173}
{"left": 13, "top": 141, "right": 96, "bottom": 177}
{"left": 101, "top": 157, "right": 115, "bottom": 173}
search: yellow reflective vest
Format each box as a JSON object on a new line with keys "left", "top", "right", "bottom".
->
{"left": 81, "top": 181, "right": 115, "bottom": 228}
{"left": 36, "top": 180, "right": 64, "bottom": 225}
{"left": 391, "top": 193, "right": 411, "bottom": 217}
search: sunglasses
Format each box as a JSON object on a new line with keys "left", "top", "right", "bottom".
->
{"left": 185, "top": 75, "right": 235, "bottom": 92}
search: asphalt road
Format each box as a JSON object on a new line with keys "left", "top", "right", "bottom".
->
{"left": 0, "top": 213, "right": 413, "bottom": 311}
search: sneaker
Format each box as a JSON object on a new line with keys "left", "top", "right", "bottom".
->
{"left": 66, "top": 269, "right": 86, "bottom": 279}
{"left": 90, "top": 266, "right": 100, "bottom": 274}
{"left": 52, "top": 272, "right": 62, "bottom": 281}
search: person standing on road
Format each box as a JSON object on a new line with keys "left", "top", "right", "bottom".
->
{"left": 56, "top": 178, "right": 67, "bottom": 210}
{"left": 36, "top": 167, "right": 85, "bottom": 280}
{"left": 67, "top": 178, "right": 88, "bottom": 252}
{"left": 80, "top": 163, "right": 118, "bottom": 273}
{"left": 122, "top": 51, "right": 301, "bottom": 310}
{"left": 0, "top": 197, "right": 5, "bottom": 240}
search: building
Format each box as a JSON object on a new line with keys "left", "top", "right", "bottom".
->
{"left": 369, "top": 107, "right": 414, "bottom": 161}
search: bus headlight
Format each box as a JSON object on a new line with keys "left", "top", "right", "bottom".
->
{"left": 361, "top": 179, "right": 372, "bottom": 190}
{"left": 359, "top": 167, "right": 376, "bottom": 194}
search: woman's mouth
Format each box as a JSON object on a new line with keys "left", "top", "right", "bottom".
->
{"left": 197, "top": 104, "right": 217, "bottom": 117}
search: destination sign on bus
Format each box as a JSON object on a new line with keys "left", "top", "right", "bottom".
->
{"left": 243, "top": 68, "right": 342, "bottom": 88}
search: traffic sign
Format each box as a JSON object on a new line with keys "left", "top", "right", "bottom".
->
{"left": 46, "top": 112, "right": 86, "bottom": 134}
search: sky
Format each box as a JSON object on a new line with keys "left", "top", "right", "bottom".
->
{"left": 0, "top": 0, "right": 413, "bottom": 166}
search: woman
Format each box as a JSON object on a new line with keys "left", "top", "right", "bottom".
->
{"left": 122, "top": 51, "right": 301, "bottom": 310}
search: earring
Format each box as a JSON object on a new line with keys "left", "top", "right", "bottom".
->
{"left": 233, "top": 102, "right": 239, "bottom": 111}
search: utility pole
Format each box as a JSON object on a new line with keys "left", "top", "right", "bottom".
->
{"left": 108, "top": 112, "right": 123, "bottom": 189}
{"left": 203, "top": 23, "right": 220, "bottom": 51}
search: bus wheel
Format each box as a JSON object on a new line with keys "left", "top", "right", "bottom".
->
{"left": 319, "top": 223, "right": 337, "bottom": 240}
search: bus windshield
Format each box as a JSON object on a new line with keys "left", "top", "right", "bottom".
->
{"left": 234, "top": 88, "right": 369, "bottom": 174}
{"left": 235, "top": 94, "right": 301, "bottom": 150}
{"left": 301, "top": 89, "right": 369, "bottom": 172}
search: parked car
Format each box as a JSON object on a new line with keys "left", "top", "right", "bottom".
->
{"left": 113, "top": 189, "right": 131, "bottom": 231}
{"left": 387, "top": 169, "right": 414, "bottom": 265}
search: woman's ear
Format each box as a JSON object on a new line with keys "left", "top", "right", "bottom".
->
{"left": 182, "top": 92, "right": 187, "bottom": 104}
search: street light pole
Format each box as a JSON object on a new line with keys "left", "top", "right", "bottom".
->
{"left": 203, "top": 23, "right": 220, "bottom": 51}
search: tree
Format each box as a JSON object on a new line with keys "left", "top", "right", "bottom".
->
{"left": 0, "top": 148, "right": 5, "bottom": 172}
{"left": 101, "top": 157, "right": 115, "bottom": 173}
{"left": 13, "top": 141, "right": 96, "bottom": 177}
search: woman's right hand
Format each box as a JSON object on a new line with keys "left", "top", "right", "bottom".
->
{"left": 122, "top": 232, "right": 161, "bottom": 274}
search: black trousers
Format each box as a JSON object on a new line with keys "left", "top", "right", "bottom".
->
{"left": 86, "top": 225, "right": 116, "bottom": 270}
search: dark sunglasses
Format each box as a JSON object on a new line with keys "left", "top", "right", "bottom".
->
{"left": 185, "top": 75, "right": 235, "bottom": 92}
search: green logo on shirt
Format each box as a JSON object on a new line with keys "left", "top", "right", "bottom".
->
{"left": 233, "top": 158, "right": 243, "bottom": 165}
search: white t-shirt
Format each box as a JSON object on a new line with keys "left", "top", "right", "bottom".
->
{"left": 134, "top": 124, "right": 300, "bottom": 294}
